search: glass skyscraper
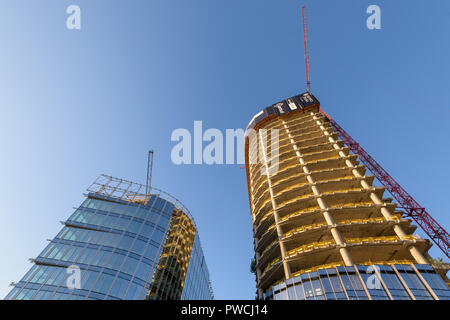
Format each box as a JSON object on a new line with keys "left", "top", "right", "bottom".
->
{"left": 5, "top": 175, "right": 213, "bottom": 300}
{"left": 244, "top": 92, "right": 450, "bottom": 300}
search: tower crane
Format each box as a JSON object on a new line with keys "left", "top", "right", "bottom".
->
{"left": 301, "top": 6, "right": 449, "bottom": 258}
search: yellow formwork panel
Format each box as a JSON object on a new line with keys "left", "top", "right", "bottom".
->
{"left": 286, "top": 239, "right": 336, "bottom": 257}
{"left": 344, "top": 235, "right": 416, "bottom": 244}
{"left": 262, "top": 257, "right": 281, "bottom": 274}
{"left": 278, "top": 206, "right": 321, "bottom": 223}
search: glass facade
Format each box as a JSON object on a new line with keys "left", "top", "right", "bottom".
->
{"left": 181, "top": 234, "right": 214, "bottom": 300}
{"left": 5, "top": 175, "right": 213, "bottom": 300}
{"left": 264, "top": 264, "right": 450, "bottom": 300}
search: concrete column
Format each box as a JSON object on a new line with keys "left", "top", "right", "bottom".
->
{"left": 312, "top": 112, "right": 428, "bottom": 265}
{"left": 258, "top": 130, "right": 291, "bottom": 280}
{"left": 256, "top": 266, "right": 264, "bottom": 299}
{"left": 331, "top": 228, "right": 345, "bottom": 245}
{"left": 408, "top": 246, "right": 428, "bottom": 265}
{"left": 257, "top": 288, "right": 263, "bottom": 300}
{"left": 256, "top": 266, "right": 263, "bottom": 299}
{"left": 254, "top": 230, "right": 259, "bottom": 247}
{"left": 282, "top": 120, "right": 354, "bottom": 267}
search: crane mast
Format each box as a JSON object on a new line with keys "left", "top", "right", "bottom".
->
{"left": 301, "top": 6, "right": 449, "bottom": 258}
{"left": 302, "top": 6, "right": 311, "bottom": 93}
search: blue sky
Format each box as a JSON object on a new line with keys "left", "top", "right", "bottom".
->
{"left": 0, "top": 0, "right": 449, "bottom": 299}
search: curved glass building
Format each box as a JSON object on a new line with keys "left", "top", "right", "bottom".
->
{"left": 5, "top": 175, "right": 213, "bottom": 300}
{"left": 245, "top": 92, "right": 450, "bottom": 300}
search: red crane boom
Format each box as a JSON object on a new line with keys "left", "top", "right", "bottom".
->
{"left": 319, "top": 108, "right": 450, "bottom": 258}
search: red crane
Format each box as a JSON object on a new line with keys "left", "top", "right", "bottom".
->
{"left": 301, "top": 6, "right": 311, "bottom": 93}
{"left": 320, "top": 109, "right": 450, "bottom": 258}
{"left": 301, "top": 7, "right": 450, "bottom": 258}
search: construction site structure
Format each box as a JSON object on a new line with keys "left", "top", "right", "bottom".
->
{"left": 5, "top": 174, "right": 214, "bottom": 300}
{"left": 244, "top": 92, "right": 450, "bottom": 300}
{"left": 298, "top": 5, "right": 449, "bottom": 260}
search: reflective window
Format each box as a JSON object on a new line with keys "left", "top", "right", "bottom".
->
{"left": 379, "top": 268, "right": 410, "bottom": 300}
{"left": 357, "top": 265, "right": 389, "bottom": 300}
{"left": 6, "top": 194, "right": 182, "bottom": 300}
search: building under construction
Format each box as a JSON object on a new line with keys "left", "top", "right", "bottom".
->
{"left": 244, "top": 92, "right": 450, "bottom": 300}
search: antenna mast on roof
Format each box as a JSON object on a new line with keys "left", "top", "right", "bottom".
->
{"left": 146, "top": 150, "right": 154, "bottom": 198}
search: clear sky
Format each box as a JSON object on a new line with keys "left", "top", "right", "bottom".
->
{"left": 0, "top": 0, "right": 449, "bottom": 299}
